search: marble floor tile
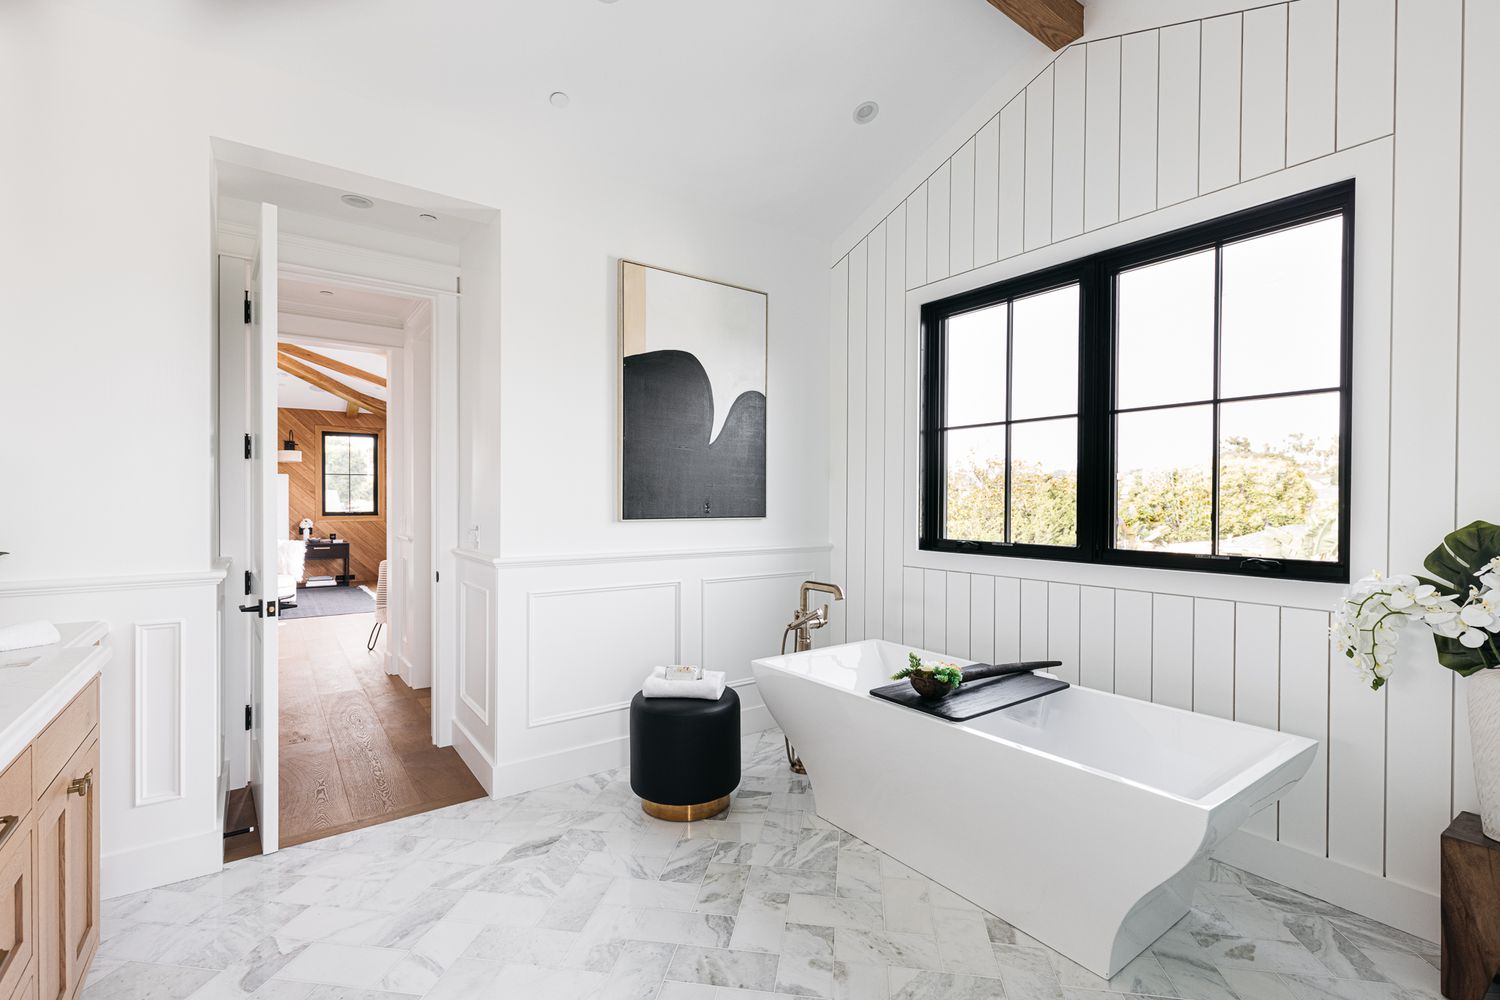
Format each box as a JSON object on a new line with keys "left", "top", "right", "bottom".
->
{"left": 786, "top": 894, "right": 881, "bottom": 932}
{"left": 274, "top": 944, "right": 407, "bottom": 990}
{"left": 81, "top": 961, "right": 219, "bottom": 1000}
{"left": 666, "top": 947, "right": 782, "bottom": 991}
{"left": 775, "top": 923, "right": 837, "bottom": 998}
{"left": 92, "top": 726, "right": 1440, "bottom": 1000}
{"left": 888, "top": 969, "right": 1005, "bottom": 1000}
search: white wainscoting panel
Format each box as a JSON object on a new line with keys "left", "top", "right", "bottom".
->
{"left": 1157, "top": 21, "right": 1201, "bottom": 207}
{"left": 974, "top": 116, "right": 1001, "bottom": 267}
{"left": 927, "top": 161, "right": 951, "bottom": 282}
{"left": 703, "top": 570, "right": 815, "bottom": 692}
{"left": 950, "top": 138, "right": 976, "bottom": 275}
{"left": 1286, "top": 0, "right": 1338, "bottom": 166}
{"left": 527, "top": 581, "right": 681, "bottom": 727}
{"left": 998, "top": 95, "right": 1027, "bottom": 260}
{"left": 134, "top": 619, "right": 186, "bottom": 807}
{"left": 1241, "top": 4, "right": 1289, "bottom": 179}
{"left": 1052, "top": 44, "right": 1087, "bottom": 242}
{"left": 1083, "top": 37, "right": 1122, "bottom": 232}
{"left": 459, "top": 546, "right": 829, "bottom": 801}
{"left": 1023, "top": 65, "right": 1055, "bottom": 251}
{"left": 460, "top": 580, "right": 492, "bottom": 725}
{"left": 946, "top": 572, "right": 971, "bottom": 660}
{"left": 1118, "top": 30, "right": 1160, "bottom": 220}
{"left": 1151, "top": 594, "right": 1194, "bottom": 711}
{"left": 1336, "top": 0, "right": 1396, "bottom": 149}
{"left": 1199, "top": 14, "right": 1243, "bottom": 194}
{"left": 864, "top": 223, "right": 887, "bottom": 644}
{"left": 1078, "top": 586, "right": 1115, "bottom": 692}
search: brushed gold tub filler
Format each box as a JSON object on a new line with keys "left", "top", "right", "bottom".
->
{"left": 779, "top": 580, "right": 845, "bottom": 774}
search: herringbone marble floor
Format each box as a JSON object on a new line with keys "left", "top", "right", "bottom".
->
{"left": 84, "top": 729, "right": 1447, "bottom": 1000}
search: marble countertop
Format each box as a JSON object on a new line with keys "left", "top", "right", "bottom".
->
{"left": 0, "top": 621, "right": 110, "bottom": 770}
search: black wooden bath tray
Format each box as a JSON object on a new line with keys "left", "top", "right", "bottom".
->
{"left": 869, "top": 666, "right": 1069, "bottom": 722}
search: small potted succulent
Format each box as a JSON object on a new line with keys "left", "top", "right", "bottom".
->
{"left": 892, "top": 652, "right": 964, "bottom": 700}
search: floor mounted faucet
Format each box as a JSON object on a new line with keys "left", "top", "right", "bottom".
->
{"left": 779, "top": 581, "right": 844, "bottom": 773}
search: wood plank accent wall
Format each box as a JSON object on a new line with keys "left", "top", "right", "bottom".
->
{"left": 278, "top": 408, "right": 386, "bottom": 586}
{"left": 826, "top": 0, "right": 1499, "bottom": 940}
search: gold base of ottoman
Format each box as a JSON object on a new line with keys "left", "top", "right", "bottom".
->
{"left": 641, "top": 795, "right": 731, "bottom": 822}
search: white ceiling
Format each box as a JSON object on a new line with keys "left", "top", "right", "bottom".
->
{"left": 279, "top": 276, "right": 425, "bottom": 329}
{"left": 109, "top": 0, "right": 1045, "bottom": 239}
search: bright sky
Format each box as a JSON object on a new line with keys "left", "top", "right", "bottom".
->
{"left": 945, "top": 215, "right": 1344, "bottom": 475}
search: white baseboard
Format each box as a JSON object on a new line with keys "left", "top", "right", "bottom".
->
{"left": 102, "top": 825, "right": 222, "bottom": 898}
{"left": 464, "top": 702, "right": 777, "bottom": 802}
{"left": 490, "top": 736, "right": 633, "bottom": 799}
{"left": 450, "top": 716, "right": 495, "bottom": 796}
{"left": 1214, "top": 830, "right": 1438, "bottom": 944}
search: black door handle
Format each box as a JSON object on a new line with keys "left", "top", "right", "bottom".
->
{"left": 238, "top": 600, "right": 278, "bottom": 618}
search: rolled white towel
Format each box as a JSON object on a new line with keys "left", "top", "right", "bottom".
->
{"left": 0, "top": 620, "right": 61, "bottom": 653}
{"left": 642, "top": 665, "right": 727, "bottom": 700}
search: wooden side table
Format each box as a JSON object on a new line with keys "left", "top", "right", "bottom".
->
{"left": 1442, "top": 812, "right": 1500, "bottom": 999}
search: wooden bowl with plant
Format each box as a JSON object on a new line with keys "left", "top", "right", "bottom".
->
{"left": 892, "top": 652, "right": 965, "bottom": 700}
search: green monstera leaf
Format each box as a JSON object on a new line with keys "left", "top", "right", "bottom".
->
{"left": 1419, "top": 520, "right": 1500, "bottom": 675}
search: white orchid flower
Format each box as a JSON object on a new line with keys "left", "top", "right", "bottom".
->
{"left": 1461, "top": 628, "right": 1490, "bottom": 649}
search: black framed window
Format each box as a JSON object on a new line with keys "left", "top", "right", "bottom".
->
{"left": 920, "top": 181, "right": 1354, "bottom": 583}
{"left": 322, "top": 431, "right": 378, "bottom": 516}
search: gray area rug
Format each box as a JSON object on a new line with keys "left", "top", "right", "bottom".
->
{"left": 280, "top": 585, "right": 374, "bottom": 620}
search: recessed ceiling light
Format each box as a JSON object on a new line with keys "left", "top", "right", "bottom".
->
{"left": 418, "top": 212, "right": 438, "bottom": 222}
{"left": 853, "top": 101, "right": 880, "bottom": 125}
{"left": 549, "top": 91, "right": 571, "bottom": 109}
{"left": 340, "top": 193, "right": 374, "bottom": 209}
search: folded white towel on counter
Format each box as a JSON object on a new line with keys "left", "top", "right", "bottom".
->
{"left": 0, "top": 621, "right": 61, "bottom": 653}
{"left": 642, "top": 665, "right": 727, "bottom": 700}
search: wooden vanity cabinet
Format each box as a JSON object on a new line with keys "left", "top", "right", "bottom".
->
{"left": 0, "top": 676, "right": 100, "bottom": 1000}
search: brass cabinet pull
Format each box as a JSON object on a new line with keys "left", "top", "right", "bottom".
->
{"left": 68, "top": 771, "right": 92, "bottom": 797}
{"left": 0, "top": 815, "right": 17, "bottom": 852}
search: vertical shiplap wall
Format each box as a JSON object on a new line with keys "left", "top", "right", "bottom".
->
{"left": 826, "top": 0, "right": 1492, "bottom": 938}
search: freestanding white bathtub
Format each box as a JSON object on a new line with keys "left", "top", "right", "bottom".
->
{"left": 751, "top": 640, "right": 1317, "bottom": 978}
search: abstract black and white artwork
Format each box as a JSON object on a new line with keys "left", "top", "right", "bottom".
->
{"left": 620, "top": 260, "right": 767, "bottom": 519}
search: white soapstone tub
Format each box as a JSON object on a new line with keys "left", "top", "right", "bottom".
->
{"left": 751, "top": 640, "right": 1317, "bottom": 977}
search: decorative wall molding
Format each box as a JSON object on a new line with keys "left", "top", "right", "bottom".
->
{"left": 700, "top": 569, "right": 815, "bottom": 663}
{"left": 458, "top": 580, "right": 491, "bottom": 725}
{"left": 453, "top": 542, "right": 832, "bottom": 570}
{"left": 133, "top": 620, "right": 188, "bottom": 807}
{"left": 525, "top": 580, "right": 682, "bottom": 727}
{"left": 0, "top": 565, "right": 228, "bottom": 598}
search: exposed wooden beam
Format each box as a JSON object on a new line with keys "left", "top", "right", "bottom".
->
{"left": 277, "top": 354, "right": 387, "bottom": 417}
{"left": 278, "top": 343, "right": 388, "bottom": 388}
{"left": 984, "top": 0, "right": 1083, "bottom": 50}
{"left": 345, "top": 400, "right": 360, "bottom": 417}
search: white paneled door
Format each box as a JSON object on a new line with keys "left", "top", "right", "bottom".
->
{"left": 222, "top": 204, "right": 282, "bottom": 854}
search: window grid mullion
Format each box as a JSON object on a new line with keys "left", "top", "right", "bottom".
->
{"left": 1003, "top": 298, "right": 1015, "bottom": 545}
{"left": 1210, "top": 243, "right": 1224, "bottom": 557}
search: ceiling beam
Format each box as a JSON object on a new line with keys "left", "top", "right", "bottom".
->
{"left": 277, "top": 354, "right": 387, "bottom": 417}
{"left": 984, "top": 0, "right": 1083, "bottom": 50}
{"left": 278, "top": 342, "right": 388, "bottom": 388}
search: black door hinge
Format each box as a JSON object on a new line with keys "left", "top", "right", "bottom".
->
{"left": 244, "top": 704, "right": 253, "bottom": 731}
{"left": 244, "top": 570, "right": 252, "bottom": 596}
{"left": 243, "top": 291, "right": 252, "bottom": 324}
{"left": 244, "top": 433, "right": 252, "bottom": 459}
{"left": 435, "top": 571, "right": 440, "bottom": 583}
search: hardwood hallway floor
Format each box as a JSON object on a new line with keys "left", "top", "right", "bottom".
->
{"left": 277, "top": 609, "right": 484, "bottom": 848}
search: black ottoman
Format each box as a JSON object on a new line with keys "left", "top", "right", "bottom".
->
{"left": 629, "top": 688, "right": 740, "bottom": 821}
